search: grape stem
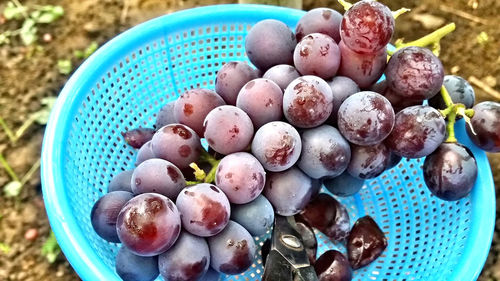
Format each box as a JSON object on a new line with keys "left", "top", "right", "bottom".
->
{"left": 337, "top": 0, "right": 353, "bottom": 11}
{"left": 189, "top": 163, "right": 206, "bottom": 181}
{"left": 392, "top": 8, "right": 411, "bottom": 19}
{"left": 204, "top": 160, "right": 221, "bottom": 183}
{"left": 439, "top": 85, "right": 475, "bottom": 142}
{"left": 394, "top": 23, "right": 456, "bottom": 51}
{"left": 445, "top": 108, "right": 457, "bottom": 143}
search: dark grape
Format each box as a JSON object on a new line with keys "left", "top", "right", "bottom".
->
{"left": 327, "top": 76, "right": 360, "bottom": 125}
{"left": 115, "top": 246, "right": 159, "bottom": 281}
{"left": 201, "top": 269, "right": 220, "bottom": 281}
{"left": 176, "top": 183, "right": 230, "bottom": 237}
{"left": 323, "top": 172, "right": 364, "bottom": 197}
{"left": 293, "top": 33, "right": 341, "bottom": 79}
{"left": 251, "top": 121, "right": 302, "bottom": 172}
{"left": 231, "top": 195, "right": 274, "bottom": 236}
{"left": 293, "top": 216, "right": 317, "bottom": 264}
{"left": 347, "top": 216, "right": 387, "bottom": 269}
{"left": 108, "top": 170, "right": 133, "bottom": 193}
{"left": 215, "top": 61, "right": 259, "bottom": 105}
{"left": 330, "top": 199, "right": 351, "bottom": 241}
{"left": 466, "top": 101, "right": 500, "bottom": 152}
{"left": 340, "top": 0, "right": 394, "bottom": 54}
{"left": 151, "top": 124, "right": 202, "bottom": 169}
{"left": 215, "top": 152, "right": 266, "bottom": 204}
{"left": 314, "top": 250, "right": 352, "bottom": 281}
{"left": 264, "top": 167, "right": 320, "bottom": 216}
{"left": 174, "top": 88, "right": 226, "bottom": 136}
{"left": 155, "top": 101, "right": 177, "bottom": 129}
{"left": 245, "top": 19, "right": 297, "bottom": 71}
{"left": 121, "top": 128, "right": 155, "bottom": 149}
{"left": 338, "top": 40, "right": 387, "bottom": 88}
{"left": 348, "top": 143, "right": 391, "bottom": 179}
{"left": 90, "top": 191, "right": 133, "bottom": 243}
{"left": 382, "top": 86, "right": 423, "bottom": 113}
{"left": 428, "top": 75, "right": 475, "bottom": 112}
{"left": 262, "top": 64, "right": 301, "bottom": 91}
{"left": 369, "top": 79, "right": 387, "bottom": 95}
{"left": 136, "top": 141, "right": 154, "bottom": 166}
{"left": 387, "top": 153, "right": 402, "bottom": 169}
{"left": 298, "top": 125, "right": 351, "bottom": 179}
{"left": 236, "top": 78, "right": 284, "bottom": 128}
{"left": 295, "top": 8, "right": 343, "bottom": 42}
{"left": 385, "top": 46, "right": 444, "bottom": 100}
{"left": 337, "top": 91, "right": 395, "bottom": 146}
{"left": 208, "top": 221, "right": 256, "bottom": 275}
{"left": 283, "top": 76, "right": 333, "bottom": 128}
{"left": 385, "top": 105, "right": 446, "bottom": 158}
{"left": 116, "top": 193, "right": 181, "bottom": 256}
{"left": 158, "top": 231, "right": 210, "bottom": 281}
{"left": 203, "top": 105, "right": 254, "bottom": 155}
{"left": 131, "top": 159, "right": 185, "bottom": 199}
{"left": 423, "top": 142, "right": 478, "bottom": 201}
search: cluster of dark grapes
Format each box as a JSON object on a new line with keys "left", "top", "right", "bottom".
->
{"left": 89, "top": 1, "right": 500, "bottom": 280}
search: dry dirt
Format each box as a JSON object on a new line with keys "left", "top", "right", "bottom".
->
{"left": 0, "top": 0, "right": 499, "bottom": 280}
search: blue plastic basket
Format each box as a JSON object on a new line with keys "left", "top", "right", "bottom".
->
{"left": 41, "top": 4, "right": 495, "bottom": 281}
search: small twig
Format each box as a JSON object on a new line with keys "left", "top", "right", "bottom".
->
{"left": 393, "top": 8, "right": 411, "bottom": 19}
{"left": 0, "top": 117, "right": 16, "bottom": 143}
{"left": 468, "top": 76, "right": 500, "bottom": 100}
{"left": 11, "top": 0, "right": 29, "bottom": 19}
{"left": 439, "top": 4, "right": 490, "bottom": 25}
{"left": 0, "top": 153, "right": 20, "bottom": 182}
{"left": 20, "top": 158, "right": 40, "bottom": 185}
{"left": 120, "top": 0, "right": 130, "bottom": 24}
{"left": 337, "top": 0, "right": 353, "bottom": 11}
{"left": 15, "top": 114, "right": 37, "bottom": 141}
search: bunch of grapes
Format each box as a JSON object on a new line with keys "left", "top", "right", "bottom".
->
{"left": 90, "top": 1, "right": 500, "bottom": 280}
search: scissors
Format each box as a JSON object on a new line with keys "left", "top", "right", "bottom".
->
{"left": 262, "top": 215, "right": 319, "bottom": 281}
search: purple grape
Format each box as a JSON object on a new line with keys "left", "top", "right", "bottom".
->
{"left": 323, "top": 171, "right": 364, "bottom": 197}
{"left": 208, "top": 221, "right": 256, "bottom": 274}
{"left": 151, "top": 124, "right": 202, "bottom": 169}
{"left": 338, "top": 40, "right": 387, "bottom": 88}
{"left": 215, "top": 61, "right": 259, "bottom": 105}
{"left": 314, "top": 250, "right": 352, "bottom": 281}
{"left": 251, "top": 121, "right": 302, "bottom": 172}
{"left": 347, "top": 216, "right": 387, "bottom": 269}
{"left": 298, "top": 125, "right": 351, "bottom": 179}
{"left": 428, "top": 75, "right": 475, "bottom": 112}
{"left": 158, "top": 231, "right": 210, "bottom": 281}
{"left": 293, "top": 33, "right": 341, "bottom": 79}
{"left": 236, "top": 78, "right": 284, "bottom": 128}
{"left": 115, "top": 246, "right": 159, "bottom": 281}
{"left": 348, "top": 143, "right": 391, "bottom": 179}
{"left": 369, "top": 79, "right": 388, "bottom": 94}
{"left": 203, "top": 105, "right": 254, "bottom": 155}
{"left": 90, "top": 191, "right": 133, "bottom": 243}
{"left": 108, "top": 170, "right": 133, "bottom": 193}
{"left": 387, "top": 153, "right": 402, "bottom": 169}
{"left": 176, "top": 183, "right": 230, "bottom": 237}
{"left": 385, "top": 46, "right": 444, "bottom": 100}
{"left": 121, "top": 128, "right": 155, "bottom": 149}
{"left": 230, "top": 195, "right": 274, "bottom": 236}
{"left": 337, "top": 91, "right": 395, "bottom": 146}
{"left": 340, "top": 0, "right": 394, "bottom": 54}
{"left": 262, "top": 64, "right": 301, "bottom": 91}
{"left": 264, "top": 167, "right": 320, "bottom": 216}
{"left": 295, "top": 8, "right": 343, "bottom": 42}
{"left": 327, "top": 76, "right": 360, "bottom": 124}
{"left": 215, "top": 152, "right": 266, "bottom": 204}
{"left": 136, "top": 141, "right": 154, "bottom": 166}
{"left": 283, "top": 76, "right": 334, "bottom": 128}
{"left": 423, "top": 143, "right": 477, "bottom": 201}
{"left": 466, "top": 101, "right": 500, "bottom": 152}
{"left": 155, "top": 101, "right": 177, "bottom": 129}
{"left": 131, "top": 159, "right": 185, "bottom": 200}
{"left": 245, "top": 19, "right": 297, "bottom": 71}
{"left": 330, "top": 199, "right": 351, "bottom": 241}
{"left": 116, "top": 193, "right": 181, "bottom": 256}
{"left": 201, "top": 269, "right": 220, "bottom": 281}
{"left": 385, "top": 105, "right": 446, "bottom": 158}
{"left": 174, "top": 88, "right": 226, "bottom": 137}
{"left": 383, "top": 86, "right": 423, "bottom": 113}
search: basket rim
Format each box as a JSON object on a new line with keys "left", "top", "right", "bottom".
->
{"left": 41, "top": 4, "right": 495, "bottom": 281}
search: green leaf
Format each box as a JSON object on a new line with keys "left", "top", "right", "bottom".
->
{"left": 34, "top": 5, "right": 64, "bottom": 23}
{"left": 31, "top": 96, "right": 57, "bottom": 125}
{"left": 0, "top": 242, "right": 10, "bottom": 254}
{"left": 57, "top": 59, "right": 72, "bottom": 75}
{"left": 84, "top": 41, "right": 98, "bottom": 58}
{"left": 73, "top": 50, "right": 84, "bottom": 59}
{"left": 41, "top": 231, "right": 60, "bottom": 263}
{"left": 3, "top": 2, "right": 26, "bottom": 20}
{"left": 0, "top": 32, "right": 11, "bottom": 45}
{"left": 4, "top": 181, "right": 22, "bottom": 197}
{"left": 20, "top": 18, "right": 37, "bottom": 45}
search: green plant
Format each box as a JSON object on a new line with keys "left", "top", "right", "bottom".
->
{"left": 0, "top": 242, "right": 10, "bottom": 254}
{"left": 41, "top": 231, "right": 60, "bottom": 263}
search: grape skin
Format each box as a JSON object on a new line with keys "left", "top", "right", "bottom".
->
{"left": 215, "top": 152, "right": 266, "bottom": 204}
{"left": 230, "top": 195, "right": 274, "bottom": 236}
{"left": 347, "top": 216, "right": 387, "bottom": 269}
{"left": 298, "top": 125, "right": 351, "bottom": 179}
{"left": 428, "top": 75, "right": 475, "bottom": 111}
{"left": 251, "top": 121, "right": 302, "bottom": 172}
{"left": 155, "top": 101, "right": 177, "bottom": 129}
{"left": 136, "top": 140, "right": 154, "bottom": 166}
{"left": 115, "top": 246, "right": 159, "bottom": 281}
{"left": 215, "top": 61, "right": 259, "bottom": 105}
{"left": 295, "top": 8, "right": 343, "bottom": 42}
{"left": 245, "top": 19, "right": 297, "bottom": 71}
{"left": 327, "top": 76, "right": 360, "bottom": 125}
{"left": 151, "top": 124, "right": 202, "bottom": 169}
{"left": 236, "top": 78, "right": 284, "bottom": 128}
{"left": 385, "top": 105, "right": 446, "bottom": 158}
{"left": 323, "top": 171, "right": 364, "bottom": 197}
{"left": 158, "top": 231, "right": 210, "bottom": 281}
{"left": 293, "top": 33, "right": 341, "bottom": 79}
{"left": 208, "top": 221, "right": 256, "bottom": 275}
{"left": 108, "top": 170, "right": 134, "bottom": 193}
{"left": 121, "top": 128, "right": 155, "bottom": 149}
{"left": 174, "top": 88, "right": 226, "bottom": 137}
{"left": 314, "top": 250, "right": 352, "bottom": 281}
{"left": 466, "top": 101, "right": 500, "bottom": 152}
{"left": 348, "top": 143, "right": 391, "bottom": 179}
{"left": 90, "top": 191, "right": 133, "bottom": 243}
{"left": 262, "top": 64, "right": 301, "bottom": 91}
{"left": 203, "top": 106, "right": 254, "bottom": 155}
{"left": 337, "top": 91, "right": 395, "bottom": 146}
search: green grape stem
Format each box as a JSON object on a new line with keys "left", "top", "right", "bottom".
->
{"left": 394, "top": 23, "right": 456, "bottom": 51}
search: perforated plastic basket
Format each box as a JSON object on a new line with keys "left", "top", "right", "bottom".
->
{"left": 41, "top": 4, "right": 496, "bottom": 281}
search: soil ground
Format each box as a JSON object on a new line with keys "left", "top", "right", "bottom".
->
{"left": 0, "top": 0, "right": 499, "bottom": 280}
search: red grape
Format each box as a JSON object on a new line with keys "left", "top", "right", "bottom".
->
{"left": 348, "top": 143, "right": 391, "bottom": 179}
{"left": 131, "top": 158, "right": 185, "bottom": 200}
{"left": 293, "top": 33, "right": 341, "bottom": 79}
{"left": 215, "top": 61, "right": 259, "bottom": 105}
{"left": 151, "top": 124, "right": 202, "bottom": 169}
{"left": 295, "top": 8, "right": 343, "bottom": 42}
{"left": 90, "top": 191, "right": 133, "bottom": 243}
{"left": 347, "top": 216, "right": 387, "bottom": 269}
{"left": 262, "top": 64, "right": 301, "bottom": 91}
{"left": 466, "top": 101, "right": 500, "bottom": 152}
